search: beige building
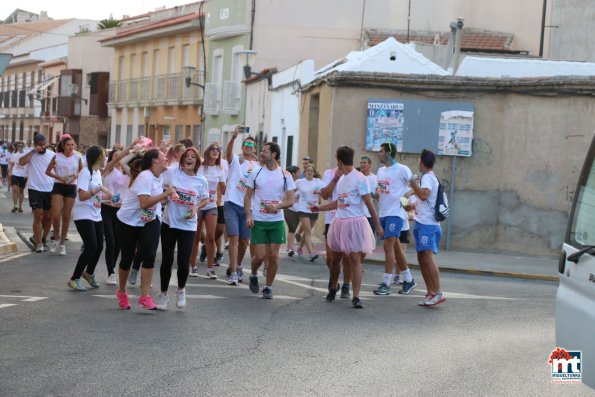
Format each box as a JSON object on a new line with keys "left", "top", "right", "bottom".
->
{"left": 101, "top": 4, "right": 205, "bottom": 147}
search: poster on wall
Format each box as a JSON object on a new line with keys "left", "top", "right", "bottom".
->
{"left": 365, "top": 100, "right": 405, "bottom": 151}
{"left": 437, "top": 110, "right": 474, "bottom": 157}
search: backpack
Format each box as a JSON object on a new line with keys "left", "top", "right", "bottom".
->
{"left": 424, "top": 174, "right": 449, "bottom": 222}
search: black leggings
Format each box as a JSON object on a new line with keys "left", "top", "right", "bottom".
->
{"left": 72, "top": 220, "right": 104, "bottom": 280}
{"left": 116, "top": 218, "right": 160, "bottom": 270}
{"left": 132, "top": 242, "right": 143, "bottom": 271}
{"left": 160, "top": 223, "right": 195, "bottom": 291}
{"left": 101, "top": 204, "right": 120, "bottom": 275}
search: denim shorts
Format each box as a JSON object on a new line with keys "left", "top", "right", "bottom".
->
{"left": 413, "top": 222, "right": 442, "bottom": 254}
{"left": 380, "top": 216, "right": 404, "bottom": 240}
{"left": 224, "top": 201, "right": 251, "bottom": 240}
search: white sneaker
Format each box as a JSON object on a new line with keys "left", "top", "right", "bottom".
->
{"left": 237, "top": 267, "right": 243, "bottom": 283}
{"left": 189, "top": 267, "right": 198, "bottom": 277}
{"left": 59, "top": 245, "right": 66, "bottom": 256}
{"left": 206, "top": 268, "right": 217, "bottom": 279}
{"left": 156, "top": 293, "right": 169, "bottom": 311}
{"left": 176, "top": 289, "right": 186, "bottom": 310}
{"left": 105, "top": 274, "right": 117, "bottom": 285}
{"left": 49, "top": 240, "right": 58, "bottom": 254}
{"left": 36, "top": 244, "right": 44, "bottom": 253}
{"left": 228, "top": 272, "right": 238, "bottom": 286}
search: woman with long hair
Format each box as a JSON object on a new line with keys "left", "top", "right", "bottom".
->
{"left": 68, "top": 146, "right": 112, "bottom": 291}
{"left": 100, "top": 145, "right": 131, "bottom": 285}
{"left": 190, "top": 143, "right": 226, "bottom": 279}
{"left": 157, "top": 147, "right": 209, "bottom": 310}
{"left": 296, "top": 163, "right": 322, "bottom": 262}
{"left": 45, "top": 135, "right": 83, "bottom": 255}
{"left": 115, "top": 149, "right": 174, "bottom": 310}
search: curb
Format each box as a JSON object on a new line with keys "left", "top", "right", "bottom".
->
{"left": 364, "top": 257, "right": 559, "bottom": 283}
{"left": 0, "top": 224, "right": 17, "bottom": 255}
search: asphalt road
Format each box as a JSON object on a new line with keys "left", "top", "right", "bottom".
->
{"left": 0, "top": 188, "right": 592, "bottom": 396}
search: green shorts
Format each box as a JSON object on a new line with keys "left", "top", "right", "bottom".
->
{"left": 251, "top": 221, "right": 286, "bottom": 245}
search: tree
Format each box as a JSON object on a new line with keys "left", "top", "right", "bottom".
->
{"left": 98, "top": 15, "right": 121, "bottom": 30}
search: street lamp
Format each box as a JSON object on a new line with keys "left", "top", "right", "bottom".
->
{"left": 237, "top": 50, "right": 258, "bottom": 80}
{"left": 183, "top": 66, "right": 204, "bottom": 89}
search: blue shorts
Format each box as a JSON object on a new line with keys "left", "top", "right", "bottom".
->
{"left": 224, "top": 201, "right": 251, "bottom": 240}
{"left": 413, "top": 223, "right": 442, "bottom": 254}
{"left": 380, "top": 216, "right": 404, "bottom": 240}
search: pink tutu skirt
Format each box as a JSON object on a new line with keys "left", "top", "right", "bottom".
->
{"left": 327, "top": 216, "right": 375, "bottom": 254}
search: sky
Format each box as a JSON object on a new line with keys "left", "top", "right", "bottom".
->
{"left": 0, "top": 1, "right": 188, "bottom": 21}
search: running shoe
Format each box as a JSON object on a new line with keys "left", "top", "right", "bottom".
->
{"left": 340, "top": 284, "right": 350, "bottom": 299}
{"left": 68, "top": 279, "right": 87, "bottom": 291}
{"left": 59, "top": 245, "right": 66, "bottom": 256}
{"left": 262, "top": 287, "right": 273, "bottom": 299}
{"left": 237, "top": 267, "right": 244, "bottom": 283}
{"left": 393, "top": 274, "right": 403, "bottom": 285}
{"left": 18, "top": 207, "right": 23, "bottom": 213}
{"left": 326, "top": 286, "right": 339, "bottom": 302}
{"left": 11, "top": 207, "right": 17, "bottom": 213}
{"left": 35, "top": 244, "right": 44, "bottom": 253}
{"left": 399, "top": 279, "right": 417, "bottom": 295}
{"left": 206, "top": 268, "right": 218, "bottom": 279}
{"left": 49, "top": 240, "right": 58, "bottom": 254}
{"left": 214, "top": 252, "right": 224, "bottom": 265}
{"left": 105, "top": 274, "right": 117, "bottom": 285}
{"left": 138, "top": 295, "right": 157, "bottom": 310}
{"left": 128, "top": 268, "right": 139, "bottom": 285}
{"left": 418, "top": 295, "right": 432, "bottom": 306}
{"left": 229, "top": 272, "right": 239, "bottom": 286}
{"left": 176, "top": 289, "right": 186, "bottom": 310}
{"left": 352, "top": 297, "right": 364, "bottom": 309}
{"left": 116, "top": 289, "right": 131, "bottom": 310}
{"left": 82, "top": 273, "right": 100, "bottom": 288}
{"left": 424, "top": 293, "right": 446, "bottom": 306}
{"left": 373, "top": 282, "right": 391, "bottom": 296}
{"left": 156, "top": 293, "right": 169, "bottom": 311}
{"left": 308, "top": 254, "right": 319, "bottom": 262}
{"left": 199, "top": 245, "right": 207, "bottom": 263}
{"left": 288, "top": 249, "right": 295, "bottom": 257}
{"left": 297, "top": 247, "right": 304, "bottom": 257}
{"left": 189, "top": 267, "right": 198, "bottom": 277}
{"left": 249, "top": 275, "right": 259, "bottom": 293}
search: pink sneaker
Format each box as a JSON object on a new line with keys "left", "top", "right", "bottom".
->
{"left": 138, "top": 295, "right": 157, "bottom": 310}
{"left": 116, "top": 289, "right": 130, "bottom": 310}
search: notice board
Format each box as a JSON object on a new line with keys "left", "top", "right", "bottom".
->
{"left": 366, "top": 98, "right": 475, "bottom": 156}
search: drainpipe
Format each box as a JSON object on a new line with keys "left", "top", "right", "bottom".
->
{"left": 539, "top": 0, "right": 547, "bottom": 57}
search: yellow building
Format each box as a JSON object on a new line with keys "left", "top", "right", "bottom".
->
{"left": 101, "top": 4, "right": 205, "bottom": 148}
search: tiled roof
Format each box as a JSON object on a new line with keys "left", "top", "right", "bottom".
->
{"left": 0, "top": 19, "right": 73, "bottom": 51}
{"left": 365, "top": 28, "right": 515, "bottom": 52}
{"left": 100, "top": 12, "right": 201, "bottom": 43}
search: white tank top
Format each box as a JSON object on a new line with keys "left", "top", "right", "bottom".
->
{"left": 54, "top": 152, "right": 80, "bottom": 185}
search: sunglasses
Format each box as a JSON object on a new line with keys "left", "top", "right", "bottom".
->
{"left": 243, "top": 142, "right": 255, "bottom": 147}
{"left": 209, "top": 147, "right": 221, "bottom": 152}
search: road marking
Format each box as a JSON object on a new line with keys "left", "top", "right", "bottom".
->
{"left": 0, "top": 303, "right": 17, "bottom": 309}
{"left": 0, "top": 252, "right": 31, "bottom": 263}
{"left": 0, "top": 294, "right": 49, "bottom": 301}
{"left": 92, "top": 294, "right": 227, "bottom": 300}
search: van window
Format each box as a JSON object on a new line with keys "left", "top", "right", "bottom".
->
{"left": 568, "top": 147, "right": 595, "bottom": 247}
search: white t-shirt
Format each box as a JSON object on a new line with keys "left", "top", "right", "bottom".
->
{"left": 117, "top": 170, "right": 163, "bottom": 227}
{"left": 0, "top": 147, "right": 9, "bottom": 165}
{"left": 413, "top": 172, "right": 440, "bottom": 226}
{"left": 224, "top": 154, "right": 259, "bottom": 206}
{"left": 247, "top": 165, "right": 296, "bottom": 222}
{"left": 321, "top": 168, "right": 339, "bottom": 224}
{"left": 26, "top": 150, "right": 54, "bottom": 192}
{"left": 54, "top": 152, "right": 81, "bottom": 185}
{"left": 377, "top": 163, "right": 412, "bottom": 219}
{"left": 295, "top": 178, "right": 322, "bottom": 213}
{"left": 161, "top": 168, "right": 209, "bottom": 231}
{"left": 362, "top": 173, "right": 378, "bottom": 217}
{"left": 73, "top": 168, "right": 103, "bottom": 222}
{"left": 335, "top": 169, "right": 371, "bottom": 219}
{"left": 102, "top": 168, "right": 129, "bottom": 206}
{"left": 10, "top": 151, "right": 28, "bottom": 177}
{"left": 197, "top": 164, "right": 226, "bottom": 210}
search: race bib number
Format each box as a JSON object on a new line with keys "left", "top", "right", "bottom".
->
{"left": 338, "top": 193, "right": 349, "bottom": 209}
{"left": 377, "top": 179, "right": 390, "bottom": 194}
{"left": 208, "top": 189, "right": 216, "bottom": 203}
{"left": 141, "top": 207, "right": 156, "bottom": 223}
{"left": 93, "top": 195, "right": 102, "bottom": 208}
{"left": 172, "top": 188, "right": 196, "bottom": 207}
{"left": 236, "top": 177, "right": 249, "bottom": 193}
{"left": 259, "top": 200, "right": 279, "bottom": 214}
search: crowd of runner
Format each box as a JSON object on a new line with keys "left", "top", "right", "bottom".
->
{"left": 0, "top": 127, "right": 444, "bottom": 310}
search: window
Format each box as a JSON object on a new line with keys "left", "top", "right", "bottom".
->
{"left": 153, "top": 49, "right": 160, "bottom": 76}
{"left": 286, "top": 135, "right": 294, "bottom": 166}
{"left": 175, "top": 125, "right": 183, "bottom": 142}
{"left": 126, "top": 125, "right": 133, "bottom": 145}
{"left": 130, "top": 54, "right": 136, "bottom": 78}
{"left": 115, "top": 125, "right": 121, "bottom": 144}
{"left": 118, "top": 56, "right": 125, "bottom": 79}
{"left": 141, "top": 52, "right": 148, "bottom": 77}
{"left": 182, "top": 44, "right": 190, "bottom": 69}
{"left": 168, "top": 47, "right": 175, "bottom": 74}
{"left": 138, "top": 125, "right": 145, "bottom": 137}
{"left": 192, "top": 125, "right": 202, "bottom": 149}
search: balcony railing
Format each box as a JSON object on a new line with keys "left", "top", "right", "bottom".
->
{"left": 222, "top": 81, "right": 241, "bottom": 115}
{"left": 108, "top": 71, "right": 204, "bottom": 106}
{"left": 203, "top": 83, "right": 221, "bottom": 115}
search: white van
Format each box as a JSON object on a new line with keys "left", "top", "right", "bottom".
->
{"left": 556, "top": 134, "right": 595, "bottom": 388}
